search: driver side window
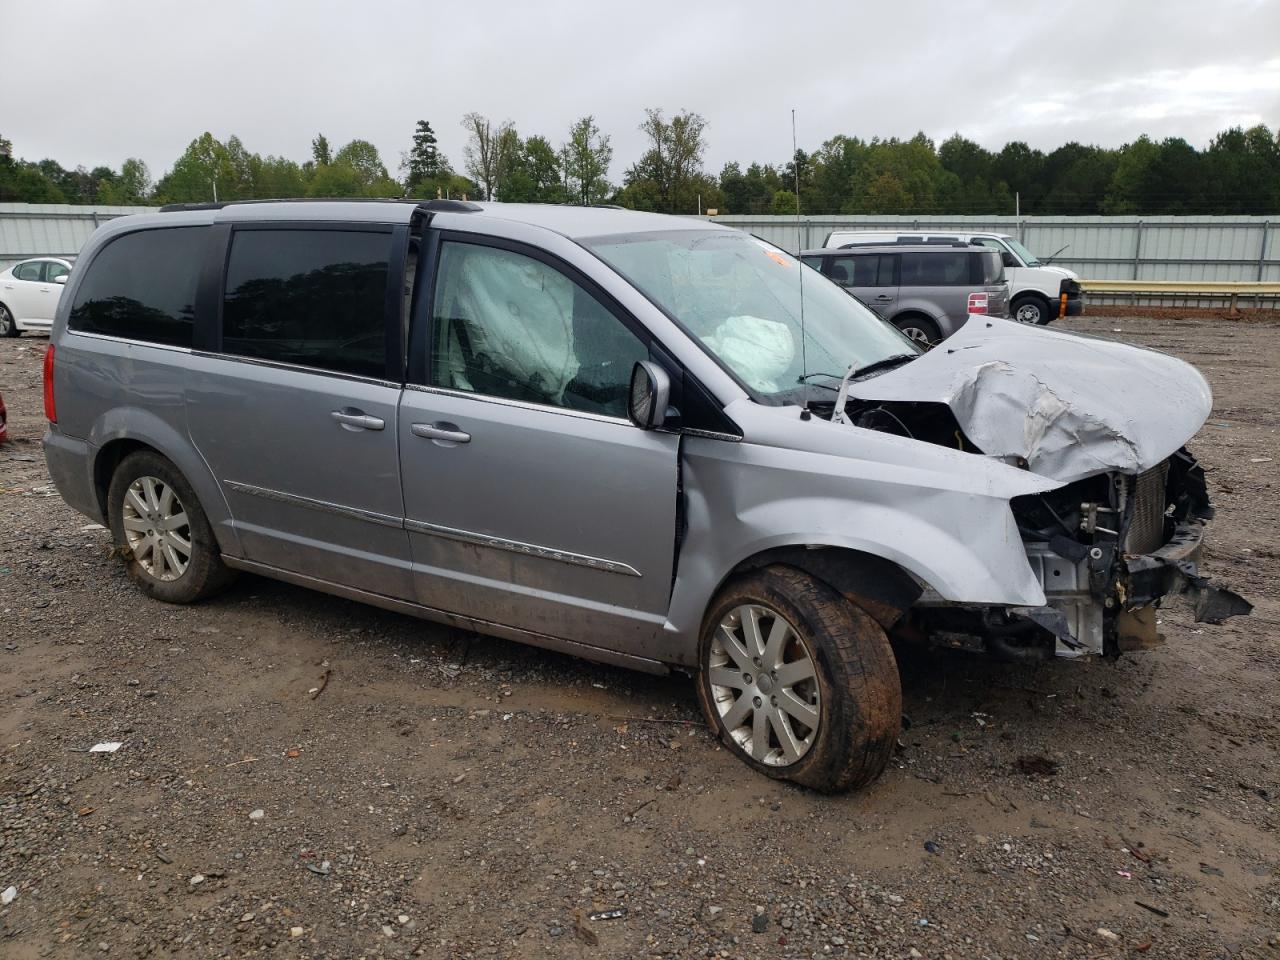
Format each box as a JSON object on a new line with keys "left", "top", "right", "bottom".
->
{"left": 429, "top": 241, "right": 647, "bottom": 418}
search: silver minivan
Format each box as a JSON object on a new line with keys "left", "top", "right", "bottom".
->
{"left": 42, "top": 200, "right": 1248, "bottom": 792}
{"left": 801, "top": 243, "right": 1011, "bottom": 344}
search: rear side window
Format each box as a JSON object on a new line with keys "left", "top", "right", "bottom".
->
{"left": 978, "top": 251, "right": 1005, "bottom": 284}
{"left": 222, "top": 229, "right": 391, "bottom": 379}
{"left": 899, "top": 251, "right": 970, "bottom": 286}
{"left": 14, "top": 262, "right": 42, "bottom": 281}
{"left": 69, "top": 227, "right": 208, "bottom": 347}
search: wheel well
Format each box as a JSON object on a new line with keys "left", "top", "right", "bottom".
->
{"left": 729, "top": 546, "right": 923, "bottom": 630}
{"left": 93, "top": 439, "right": 155, "bottom": 517}
{"left": 1012, "top": 292, "right": 1051, "bottom": 306}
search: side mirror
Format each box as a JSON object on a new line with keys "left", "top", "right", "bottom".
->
{"left": 628, "top": 361, "right": 671, "bottom": 430}
{"left": 1001, "top": 252, "right": 1018, "bottom": 268}
{"left": 53, "top": 274, "right": 69, "bottom": 284}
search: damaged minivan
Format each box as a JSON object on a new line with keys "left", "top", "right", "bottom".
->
{"left": 43, "top": 201, "right": 1249, "bottom": 792}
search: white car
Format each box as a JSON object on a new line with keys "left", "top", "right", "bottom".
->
{"left": 0, "top": 257, "right": 74, "bottom": 336}
{"left": 823, "top": 231, "right": 1082, "bottom": 326}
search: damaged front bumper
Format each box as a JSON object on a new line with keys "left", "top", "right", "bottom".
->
{"left": 1020, "top": 515, "right": 1252, "bottom": 658}
{"left": 1013, "top": 449, "right": 1251, "bottom": 658}
{"left": 912, "top": 448, "right": 1251, "bottom": 660}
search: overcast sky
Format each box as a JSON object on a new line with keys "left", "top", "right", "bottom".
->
{"left": 5, "top": 0, "right": 1278, "bottom": 183}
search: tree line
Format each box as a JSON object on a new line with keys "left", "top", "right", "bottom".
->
{"left": 1, "top": 113, "right": 1277, "bottom": 215}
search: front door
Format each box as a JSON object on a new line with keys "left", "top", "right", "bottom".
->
{"left": 399, "top": 235, "right": 680, "bottom": 655}
{"left": 186, "top": 224, "right": 413, "bottom": 598}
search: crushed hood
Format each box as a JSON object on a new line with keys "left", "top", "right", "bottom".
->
{"left": 846, "top": 317, "right": 1212, "bottom": 483}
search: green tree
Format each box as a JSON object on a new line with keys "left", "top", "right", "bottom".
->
{"left": 311, "top": 134, "right": 332, "bottom": 166}
{"left": 98, "top": 158, "right": 152, "bottom": 204}
{"left": 620, "top": 108, "right": 709, "bottom": 213}
{"left": 563, "top": 116, "right": 612, "bottom": 205}
{"left": 461, "top": 113, "right": 515, "bottom": 200}
{"left": 403, "top": 120, "right": 444, "bottom": 192}
{"left": 155, "top": 133, "right": 227, "bottom": 202}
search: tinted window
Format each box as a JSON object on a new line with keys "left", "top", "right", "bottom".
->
{"left": 222, "top": 229, "right": 391, "bottom": 379}
{"left": 430, "top": 241, "right": 647, "bottom": 418}
{"left": 46, "top": 261, "right": 70, "bottom": 282}
{"left": 69, "top": 227, "right": 207, "bottom": 347}
{"left": 829, "top": 255, "right": 894, "bottom": 287}
{"left": 900, "top": 251, "right": 969, "bottom": 286}
{"left": 14, "top": 262, "right": 42, "bottom": 281}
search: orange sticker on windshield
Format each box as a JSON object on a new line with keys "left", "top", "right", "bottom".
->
{"left": 763, "top": 250, "right": 791, "bottom": 268}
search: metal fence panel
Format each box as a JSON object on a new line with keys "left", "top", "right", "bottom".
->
{"left": 708, "top": 214, "right": 1279, "bottom": 290}
{"left": 2, "top": 205, "right": 1277, "bottom": 298}
{"left": 0, "top": 203, "right": 157, "bottom": 268}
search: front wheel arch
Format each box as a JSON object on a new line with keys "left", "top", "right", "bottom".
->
{"left": 727, "top": 545, "right": 922, "bottom": 631}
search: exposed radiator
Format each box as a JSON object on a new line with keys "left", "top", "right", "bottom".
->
{"left": 1125, "top": 460, "right": 1171, "bottom": 554}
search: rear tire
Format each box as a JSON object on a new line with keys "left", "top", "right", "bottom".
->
{"left": 696, "top": 565, "right": 902, "bottom": 793}
{"left": 1012, "top": 295, "right": 1052, "bottom": 325}
{"left": 107, "top": 451, "right": 236, "bottom": 604}
{"left": 893, "top": 315, "right": 941, "bottom": 346}
{"left": 0, "top": 305, "right": 18, "bottom": 337}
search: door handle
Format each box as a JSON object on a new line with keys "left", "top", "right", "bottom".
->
{"left": 331, "top": 409, "right": 385, "bottom": 431}
{"left": 874, "top": 294, "right": 895, "bottom": 301}
{"left": 412, "top": 422, "right": 471, "bottom": 445}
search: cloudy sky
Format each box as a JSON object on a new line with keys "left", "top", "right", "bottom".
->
{"left": 5, "top": 0, "right": 1278, "bottom": 182}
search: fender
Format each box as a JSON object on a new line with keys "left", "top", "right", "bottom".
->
{"left": 88, "top": 406, "right": 243, "bottom": 558}
{"left": 657, "top": 406, "right": 1061, "bottom": 666}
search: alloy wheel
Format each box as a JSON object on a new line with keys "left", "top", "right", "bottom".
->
{"left": 707, "top": 603, "right": 821, "bottom": 766}
{"left": 121, "top": 476, "right": 192, "bottom": 581}
{"left": 1014, "top": 302, "right": 1043, "bottom": 324}
{"left": 900, "top": 325, "right": 931, "bottom": 345}
{"left": 0, "top": 307, "right": 12, "bottom": 336}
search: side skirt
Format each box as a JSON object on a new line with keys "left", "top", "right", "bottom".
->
{"left": 220, "top": 555, "right": 671, "bottom": 676}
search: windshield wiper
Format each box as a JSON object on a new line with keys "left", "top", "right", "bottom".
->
{"left": 830, "top": 354, "right": 917, "bottom": 425}
{"left": 848, "top": 353, "right": 917, "bottom": 379}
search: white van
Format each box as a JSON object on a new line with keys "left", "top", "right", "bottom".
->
{"left": 823, "top": 231, "right": 1082, "bottom": 325}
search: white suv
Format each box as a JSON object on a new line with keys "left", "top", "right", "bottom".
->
{"left": 823, "top": 231, "right": 1082, "bottom": 325}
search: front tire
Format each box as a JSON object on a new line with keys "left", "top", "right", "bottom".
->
{"left": 1012, "top": 295, "right": 1052, "bottom": 325}
{"left": 0, "top": 305, "right": 18, "bottom": 337}
{"left": 106, "top": 451, "right": 235, "bottom": 603}
{"left": 893, "top": 315, "right": 941, "bottom": 346}
{"left": 696, "top": 566, "right": 902, "bottom": 793}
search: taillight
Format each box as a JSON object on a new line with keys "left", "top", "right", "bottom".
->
{"left": 967, "top": 292, "right": 989, "bottom": 315}
{"left": 43, "top": 344, "right": 56, "bottom": 422}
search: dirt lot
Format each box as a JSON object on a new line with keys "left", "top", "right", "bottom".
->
{"left": 1, "top": 315, "right": 1278, "bottom": 959}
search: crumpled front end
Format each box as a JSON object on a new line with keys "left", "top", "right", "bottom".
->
{"left": 1006, "top": 447, "right": 1252, "bottom": 658}
{"left": 834, "top": 318, "right": 1251, "bottom": 658}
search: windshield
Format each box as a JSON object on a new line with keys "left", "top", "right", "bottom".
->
{"left": 581, "top": 230, "right": 917, "bottom": 403}
{"left": 1003, "top": 237, "right": 1042, "bottom": 267}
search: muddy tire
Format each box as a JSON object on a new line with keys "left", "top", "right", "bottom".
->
{"left": 696, "top": 565, "right": 901, "bottom": 793}
{"left": 106, "top": 450, "right": 236, "bottom": 604}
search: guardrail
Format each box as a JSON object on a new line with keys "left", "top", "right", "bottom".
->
{"left": 1081, "top": 280, "right": 1280, "bottom": 311}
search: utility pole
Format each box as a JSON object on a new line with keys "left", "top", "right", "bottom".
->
{"left": 212, "top": 180, "right": 218, "bottom": 204}
{"left": 1015, "top": 191, "right": 1020, "bottom": 218}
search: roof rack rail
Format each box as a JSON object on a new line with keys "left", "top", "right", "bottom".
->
{"left": 158, "top": 197, "right": 429, "bottom": 214}
{"left": 415, "top": 198, "right": 482, "bottom": 213}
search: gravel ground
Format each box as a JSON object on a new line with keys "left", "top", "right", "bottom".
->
{"left": 1, "top": 314, "right": 1278, "bottom": 959}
